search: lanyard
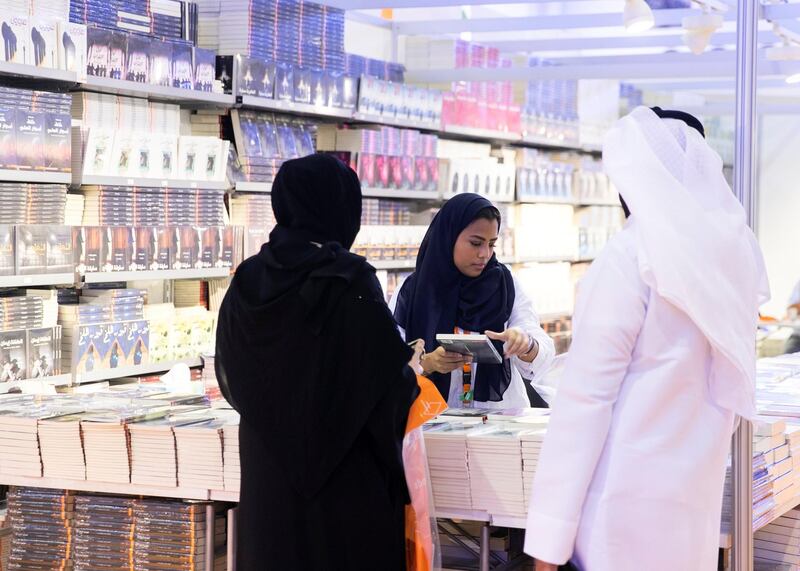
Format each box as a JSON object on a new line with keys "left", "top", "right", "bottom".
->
{"left": 455, "top": 327, "right": 473, "bottom": 408}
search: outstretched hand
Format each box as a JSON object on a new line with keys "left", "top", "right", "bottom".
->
{"left": 485, "top": 327, "right": 532, "bottom": 358}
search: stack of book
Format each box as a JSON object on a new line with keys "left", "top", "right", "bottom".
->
{"left": 229, "top": 193, "right": 274, "bottom": 260}
{"left": 521, "top": 428, "right": 547, "bottom": 509}
{"left": 0, "top": 185, "right": 68, "bottom": 225}
{"left": 133, "top": 498, "right": 211, "bottom": 571}
{"left": 7, "top": 487, "right": 75, "bottom": 571}
{"left": 74, "top": 494, "right": 136, "bottom": 570}
{"left": 467, "top": 425, "right": 527, "bottom": 518}
{"left": 423, "top": 422, "right": 478, "bottom": 511}
{"left": 38, "top": 412, "right": 87, "bottom": 480}
{"left": 174, "top": 413, "right": 225, "bottom": 490}
{"left": 222, "top": 420, "right": 240, "bottom": 493}
{"left": 755, "top": 508, "right": 800, "bottom": 568}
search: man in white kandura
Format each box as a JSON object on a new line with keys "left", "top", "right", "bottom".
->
{"left": 525, "top": 106, "right": 770, "bottom": 571}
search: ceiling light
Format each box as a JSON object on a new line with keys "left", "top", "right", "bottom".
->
{"left": 624, "top": 0, "right": 655, "bottom": 34}
{"left": 682, "top": 12, "right": 724, "bottom": 54}
{"left": 785, "top": 72, "right": 800, "bottom": 85}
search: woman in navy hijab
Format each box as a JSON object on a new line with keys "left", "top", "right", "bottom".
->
{"left": 390, "top": 193, "right": 555, "bottom": 409}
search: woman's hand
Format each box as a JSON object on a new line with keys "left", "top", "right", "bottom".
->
{"left": 535, "top": 560, "right": 559, "bottom": 571}
{"left": 408, "top": 340, "right": 425, "bottom": 375}
{"left": 485, "top": 327, "right": 536, "bottom": 359}
{"left": 422, "top": 346, "right": 470, "bottom": 375}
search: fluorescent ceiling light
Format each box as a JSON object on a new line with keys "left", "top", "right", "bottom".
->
{"left": 785, "top": 72, "right": 800, "bottom": 84}
{"left": 623, "top": 0, "right": 654, "bottom": 33}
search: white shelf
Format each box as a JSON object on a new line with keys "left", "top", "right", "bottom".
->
{"left": 352, "top": 112, "right": 440, "bottom": 132}
{"left": 73, "top": 357, "right": 204, "bottom": 385}
{"left": 209, "top": 490, "right": 240, "bottom": 502}
{"left": 83, "top": 267, "right": 231, "bottom": 283}
{"left": 577, "top": 200, "right": 620, "bottom": 207}
{"left": 234, "top": 181, "right": 272, "bottom": 193}
{"left": 81, "top": 76, "right": 234, "bottom": 107}
{"left": 0, "top": 273, "right": 77, "bottom": 287}
{"left": 362, "top": 188, "right": 439, "bottom": 200}
{"left": 0, "top": 374, "right": 73, "bottom": 393}
{"left": 490, "top": 514, "right": 527, "bottom": 529}
{"left": 518, "top": 196, "right": 577, "bottom": 206}
{"left": 0, "top": 474, "right": 210, "bottom": 501}
{"left": 443, "top": 125, "right": 522, "bottom": 144}
{"left": 0, "top": 61, "right": 78, "bottom": 84}
{"left": 238, "top": 95, "right": 354, "bottom": 120}
{"left": 0, "top": 170, "right": 71, "bottom": 184}
{"left": 370, "top": 259, "right": 416, "bottom": 270}
{"left": 436, "top": 508, "right": 491, "bottom": 522}
{"left": 78, "top": 174, "right": 229, "bottom": 190}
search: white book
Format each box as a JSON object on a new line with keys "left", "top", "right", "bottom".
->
{"left": 58, "top": 21, "right": 87, "bottom": 81}
{"left": 82, "top": 128, "right": 115, "bottom": 176}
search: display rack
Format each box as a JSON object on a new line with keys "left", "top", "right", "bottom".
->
{"left": 0, "top": 170, "right": 72, "bottom": 184}
{"left": 0, "top": 374, "right": 73, "bottom": 393}
{"left": 81, "top": 76, "right": 235, "bottom": 107}
{"left": 351, "top": 111, "right": 441, "bottom": 131}
{"left": 77, "top": 174, "right": 229, "bottom": 190}
{"left": 0, "top": 61, "right": 78, "bottom": 85}
{"left": 73, "top": 357, "right": 204, "bottom": 385}
{"left": 234, "top": 181, "right": 272, "bottom": 193}
{"left": 371, "top": 259, "right": 417, "bottom": 270}
{"left": 83, "top": 268, "right": 231, "bottom": 284}
{"left": 237, "top": 94, "right": 354, "bottom": 120}
{"left": 361, "top": 188, "right": 440, "bottom": 200}
{"left": 1, "top": 273, "right": 77, "bottom": 288}
{"left": 0, "top": 475, "right": 210, "bottom": 500}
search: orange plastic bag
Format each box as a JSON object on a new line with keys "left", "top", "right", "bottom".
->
{"left": 404, "top": 376, "right": 447, "bottom": 571}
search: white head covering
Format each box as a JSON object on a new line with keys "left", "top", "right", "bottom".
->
{"left": 603, "top": 106, "right": 770, "bottom": 419}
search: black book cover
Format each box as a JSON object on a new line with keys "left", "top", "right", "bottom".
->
{"left": 0, "top": 329, "right": 27, "bottom": 382}
{"left": 108, "top": 31, "right": 127, "bottom": 81}
{"left": 172, "top": 43, "right": 193, "bottom": 90}
{"left": 46, "top": 225, "right": 73, "bottom": 273}
{"left": 176, "top": 226, "right": 199, "bottom": 269}
{"left": 126, "top": 35, "right": 150, "bottom": 84}
{"left": 15, "top": 110, "right": 44, "bottom": 171}
{"left": 154, "top": 227, "right": 175, "bottom": 270}
{"left": 15, "top": 225, "right": 47, "bottom": 275}
{"left": 87, "top": 26, "right": 111, "bottom": 78}
{"left": 133, "top": 227, "right": 155, "bottom": 271}
{"left": 0, "top": 108, "right": 14, "bottom": 171}
{"left": 44, "top": 112, "right": 71, "bottom": 173}
{"left": 73, "top": 226, "right": 106, "bottom": 274}
{"left": 27, "top": 327, "right": 58, "bottom": 378}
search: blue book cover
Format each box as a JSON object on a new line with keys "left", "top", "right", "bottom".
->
{"left": 0, "top": 108, "right": 15, "bottom": 170}
{"left": 15, "top": 110, "right": 44, "bottom": 171}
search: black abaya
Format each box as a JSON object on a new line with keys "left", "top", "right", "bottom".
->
{"left": 215, "top": 154, "right": 419, "bottom": 570}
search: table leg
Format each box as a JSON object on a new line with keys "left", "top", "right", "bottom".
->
{"left": 205, "top": 504, "right": 215, "bottom": 571}
{"left": 227, "top": 507, "right": 237, "bottom": 571}
{"left": 481, "top": 522, "right": 490, "bottom": 571}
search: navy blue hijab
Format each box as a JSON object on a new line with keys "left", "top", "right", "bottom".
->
{"left": 393, "top": 193, "right": 515, "bottom": 402}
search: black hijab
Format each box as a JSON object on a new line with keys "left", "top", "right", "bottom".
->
{"left": 619, "top": 107, "right": 706, "bottom": 218}
{"left": 394, "top": 193, "right": 515, "bottom": 402}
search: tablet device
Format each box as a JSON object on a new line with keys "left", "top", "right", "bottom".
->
{"left": 436, "top": 334, "right": 503, "bottom": 365}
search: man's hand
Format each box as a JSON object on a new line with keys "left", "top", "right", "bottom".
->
{"left": 485, "top": 327, "right": 535, "bottom": 358}
{"left": 421, "top": 346, "right": 470, "bottom": 375}
{"left": 535, "top": 560, "right": 559, "bottom": 571}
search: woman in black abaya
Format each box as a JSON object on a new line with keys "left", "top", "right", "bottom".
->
{"left": 215, "top": 154, "right": 419, "bottom": 570}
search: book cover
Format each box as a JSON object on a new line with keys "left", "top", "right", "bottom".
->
{"left": 0, "top": 225, "right": 12, "bottom": 276}
{"left": 293, "top": 67, "right": 311, "bottom": 104}
{"left": 125, "top": 35, "right": 149, "bottom": 83}
{"left": 131, "top": 131, "right": 153, "bottom": 178}
{"left": 0, "top": 107, "right": 15, "bottom": 170}
{"left": 0, "top": 329, "right": 27, "bottom": 381}
{"left": 178, "top": 136, "right": 200, "bottom": 180}
{"left": 1, "top": 16, "right": 29, "bottom": 65}
{"left": 82, "top": 128, "right": 114, "bottom": 175}
{"left": 15, "top": 110, "right": 44, "bottom": 171}
{"left": 154, "top": 227, "right": 175, "bottom": 270}
{"left": 153, "top": 134, "right": 178, "bottom": 178}
{"left": 44, "top": 112, "right": 71, "bottom": 173}
{"left": 175, "top": 226, "right": 199, "bottom": 269}
{"left": 126, "top": 320, "right": 149, "bottom": 366}
{"left": 133, "top": 227, "right": 155, "bottom": 271}
{"left": 110, "top": 130, "right": 135, "bottom": 176}
{"left": 26, "top": 327, "right": 58, "bottom": 378}
{"left": 149, "top": 39, "right": 172, "bottom": 87}
{"left": 87, "top": 26, "right": 110, "bottom": 77}
{"left": 74, "top": 226, "right": 106, "bottom": 274}
{"left": 236, "top": 54, "right": 262, "bottom": 98}
{"left": 46, "top": 225, "right": 73, "bottom": 273}
{"left": 107, "top": 227, "right": 134, "bottom": 272}
{"left": 29, "top": 18, "right": 57, "bottom": 69}
{"left": 108, "top": 322, "right": 126, "bottom": 369}
{"left": 276, "top": 123, "right": 298, "bottom": 159}
{"left": 218, "top": 226, "right": 235, "bottom": 268}
{"left": 199, "top": 227, "right": 219, "bottom": 269}
{"left": 58, "top": 22, "right": 87, "bottom": 81}
{"left": 201, "top": 138, "right": 225, "bottom": 182}
{"left": 15, "top": 225, "right": 47, "bottom": 275}
{"left": 172, "top": 43, "right": 193, "bottom": 90}
{"left": 342, "top": 75, "right": 358, "bottom": 109}
{"left": 275, "top": 63, "right": 293, "bottom": 101}
{"left": 327, "top": 72, "right": 343, "bottom": 108}
{"left": 193, "top": 47, "right": 215, "bottom": 92}
{"left": 108, "top": 31, "right": 127, "bottom": 80}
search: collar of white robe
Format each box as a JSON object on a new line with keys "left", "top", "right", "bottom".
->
{"left": 602, "top": 106, "right": 770, "bottom": 419}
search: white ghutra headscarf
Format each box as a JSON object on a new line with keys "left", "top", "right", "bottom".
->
{"left": 603, "top": 106, "right": 770, "bottom": 419}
